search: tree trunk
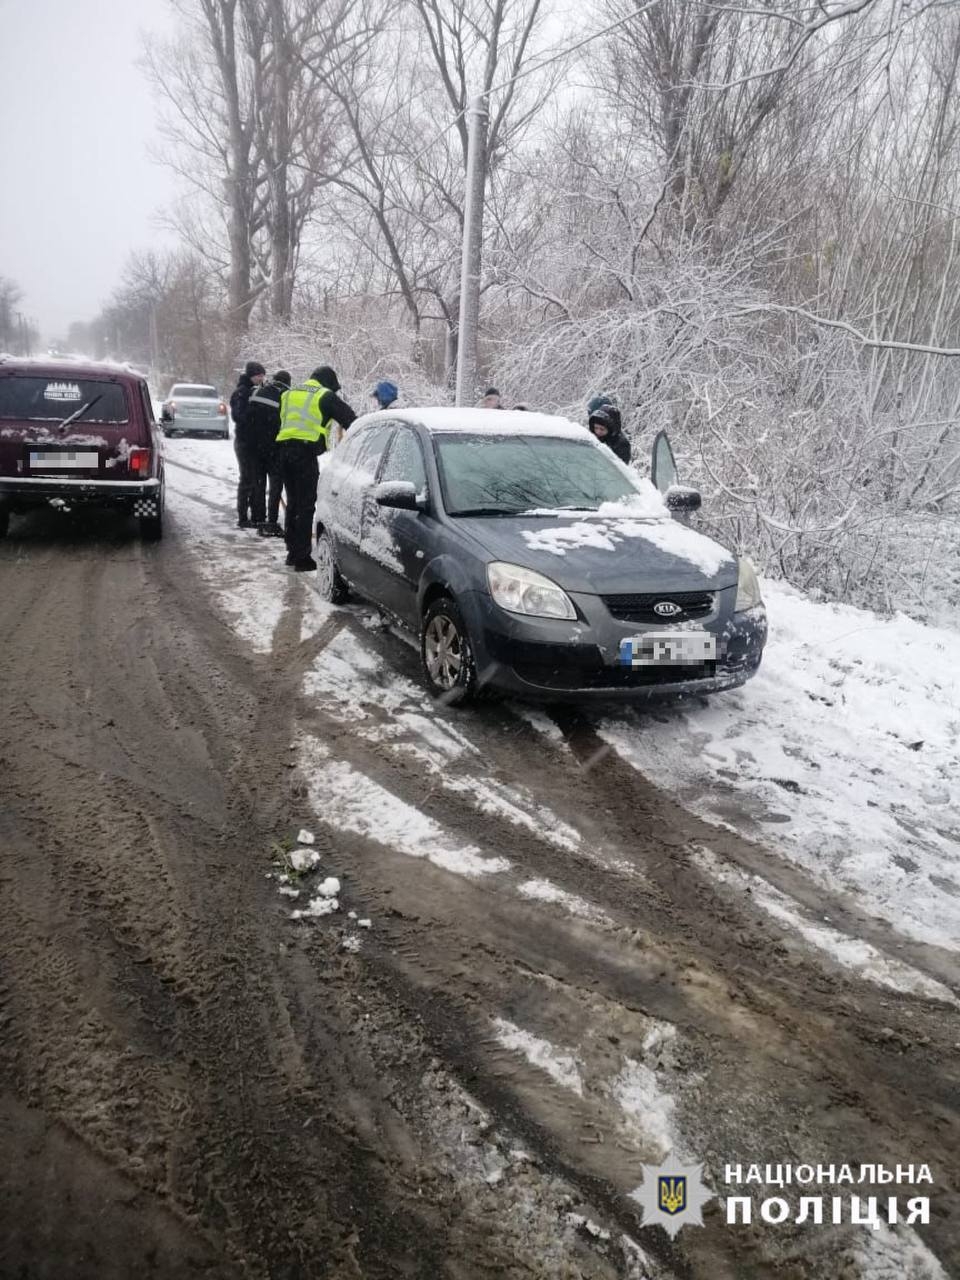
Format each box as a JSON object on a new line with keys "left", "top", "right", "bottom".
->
{"left": 203, "top": 0, "right": 255, "bottom": 338}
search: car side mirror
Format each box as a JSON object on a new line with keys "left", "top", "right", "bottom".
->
{"left": 374, "top": 480, "right": 422, "bottom": 511}
{"left": 666, "top": 484, "right": 702, "bottom": 513}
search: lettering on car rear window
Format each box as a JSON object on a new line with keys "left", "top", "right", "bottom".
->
{"left": 43, "top": 381, "right": 83, "bottom": 402}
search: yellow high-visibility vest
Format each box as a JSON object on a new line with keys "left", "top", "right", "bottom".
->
{"left": 276, "top": 379, "right": 332, "bottom": 445}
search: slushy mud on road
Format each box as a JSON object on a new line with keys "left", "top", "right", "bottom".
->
{"left": 0, "top": 489, "right": 956, "bottom": 1279}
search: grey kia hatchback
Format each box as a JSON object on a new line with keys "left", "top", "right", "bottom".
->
{"left": 314, "top": 407, "right": 767, "bottom": 704}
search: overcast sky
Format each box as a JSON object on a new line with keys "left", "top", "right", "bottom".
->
{"left": 1, "top": 0, "right": 172, "bottom": 339}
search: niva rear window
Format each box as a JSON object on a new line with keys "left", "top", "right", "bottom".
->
{"left": 0, "top": 377, "right": 129, "bottom": 423}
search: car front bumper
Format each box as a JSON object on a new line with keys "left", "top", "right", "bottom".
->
{"left": 462, "top": 589, "right": 768, "bottom": 703}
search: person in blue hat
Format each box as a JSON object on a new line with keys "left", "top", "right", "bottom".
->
{"left": 371, "top": 379, "right": 399, "bottom": 411}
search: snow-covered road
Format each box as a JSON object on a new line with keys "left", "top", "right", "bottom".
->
{"left": 157, "top": 435, "right": 958, "bottom": 1279}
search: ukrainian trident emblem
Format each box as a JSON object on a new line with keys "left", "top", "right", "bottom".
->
{"left": 659, "top": 1175, "right": 687, "bottom": 1215}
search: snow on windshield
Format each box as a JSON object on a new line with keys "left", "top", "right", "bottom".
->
{"left": 522, "top": 517, "right": 734, "bottom": 577}
{"left": 434, "top": 432, "right": 651, "bottom": 515}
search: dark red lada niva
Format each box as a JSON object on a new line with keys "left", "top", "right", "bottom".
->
{"left": 0, "top": 358, "right": 165, "bottom": 540}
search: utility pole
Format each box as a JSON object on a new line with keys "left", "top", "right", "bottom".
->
{"left": 455, "top": 93, "right": 489, "bottom": 407}
{"left": 149, "top": 304, "right": 160, "bottom": 380}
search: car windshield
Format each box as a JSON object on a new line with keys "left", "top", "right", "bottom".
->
{"left": 434, "top": 433, "right": 647, "bottom": 516}
{"left": 0, "top": 377, "right": 129, "bottom": 423}
{"left": 171, "top": 385, "right": 217, "bottom": 398}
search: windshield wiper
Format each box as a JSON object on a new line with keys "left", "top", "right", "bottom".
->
{"left": 57, "top": 395, "right": 102, "bottom": 433}
{"left": 451, "top": 506, "right": 524, "bottom": 517}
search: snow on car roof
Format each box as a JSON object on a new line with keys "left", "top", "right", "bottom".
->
{"left": 385, "top": 406, "right": 593, "bottom": 440}
{"left": 0, "top": 356, "right": 143, "bottom": 381}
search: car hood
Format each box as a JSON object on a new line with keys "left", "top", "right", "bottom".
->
{"left": 453, "top": 514, "right": 738, "bottom": 594}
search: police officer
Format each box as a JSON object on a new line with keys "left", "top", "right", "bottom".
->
{"left": 276, "top": 365, "right": 355, "bottom": 571}
{"left": 230, "top": 360, "right": 266, "bottom": 527}
{"left": 246, "top": 369, "right": 291, "bottom": 535}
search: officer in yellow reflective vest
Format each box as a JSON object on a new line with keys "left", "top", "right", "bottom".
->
{"left": 276, "top": 365, "right": 356, "bottom": 571}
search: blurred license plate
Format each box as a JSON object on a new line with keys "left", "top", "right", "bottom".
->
{"left": 619, "top": 633, "right": 716, "bottom": 666}
{"left": 29, "top": 450, "right": 99, "bottom": 470}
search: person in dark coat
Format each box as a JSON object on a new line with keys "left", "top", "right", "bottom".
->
{"left": 246, "top": 370, "right": 291, "bottom": 536}
{"left": 230, "top": 360, "right": 266, "bottom": 527}
{"left": 588, "top": 404, "right": 631, "bottom": 464}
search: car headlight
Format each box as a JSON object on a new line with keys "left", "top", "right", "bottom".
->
{"left": 735, "top": 556, "right": 763, "bottom": 612}
{"left": 487, "top": 561, "right": 577, "bottom": 620}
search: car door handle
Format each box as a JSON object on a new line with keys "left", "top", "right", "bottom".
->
{"left": 330, "top": 486, "right": 340, "bottom": 495}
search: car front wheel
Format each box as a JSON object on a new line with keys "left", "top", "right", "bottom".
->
{"left": 421, "top": 595, "right": 477, "bottom": 706}
{"left": 0, "top": 507, "right": 9, "bottom": 538}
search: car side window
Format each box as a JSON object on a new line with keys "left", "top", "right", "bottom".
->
{"left": 140, "top": 383, "right": 155, "bottom": 424}
{"left": 380, "top": 426, "right": 426, "bottom": 493}
{"left": 351, "top": 423, "right": 394, "bottom": 480}
{"left": 333, "top": 430, "right": 365, "bottom": 467}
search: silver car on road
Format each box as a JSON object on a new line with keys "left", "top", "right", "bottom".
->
{"left": 160, "top": 383, "right": 229, "bottom": 438}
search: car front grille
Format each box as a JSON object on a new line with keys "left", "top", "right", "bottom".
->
{"left": 602, "top": 590, "right": 715, "bottom": 624}
{"left": 512, "top": 657, "right": 716, "bottom": 690}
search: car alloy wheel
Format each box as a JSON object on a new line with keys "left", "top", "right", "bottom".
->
{"left": 420, "top": 595, "right": 478, "bottom": 705}
{"left": 424, "top": 615, "right": 463, "bottom": 689}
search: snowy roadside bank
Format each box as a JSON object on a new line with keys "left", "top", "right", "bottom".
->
{"left": 600, "top": 581, "right": 960, "bottom": 952}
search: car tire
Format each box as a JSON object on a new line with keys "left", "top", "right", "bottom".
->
{"left": 0, "top": 507, "right": 9, "bottom": 539}
{"left": 421, "top": 595, "right": 478, "bottom": 706}
{"left": 315, "top": 527, "right": 349, "bottom": 603}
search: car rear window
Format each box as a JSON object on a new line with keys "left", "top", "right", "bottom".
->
{"left": 171, "top": 385, "right": 217, "bottom": 398}
{"left": 0, "top": 377, "right": 129, "bottom": 423}
{"left": 434, "top": 433, "right": 639, "bottom": 515}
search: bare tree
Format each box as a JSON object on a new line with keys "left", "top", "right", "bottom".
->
{"left": 146, "top": 0, "right": 357, "bottom": 334}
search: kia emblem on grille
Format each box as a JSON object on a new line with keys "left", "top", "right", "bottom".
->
{"left": 654, "top": 601, "right": 683, "bottom": 617}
